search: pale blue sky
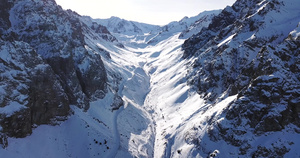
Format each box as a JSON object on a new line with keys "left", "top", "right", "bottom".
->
{"left": 55, "top": 0, "right": 236, "bottom": 25}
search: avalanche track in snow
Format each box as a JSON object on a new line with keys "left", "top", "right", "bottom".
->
{"left": 109, "top": 32, "right": 239, "bottom": 158}
{"left": 97, "top": 32, "right": 195, "bottom": 158}
{"left": 108, "top": 33, "right": 202, "bottom": 157}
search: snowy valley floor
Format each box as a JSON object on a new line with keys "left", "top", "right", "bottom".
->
{"left": 1, "top": 33, "right": 199, "bottom": 158}
{"left": 2, "top": 32, "right": 299, "bottom": 158}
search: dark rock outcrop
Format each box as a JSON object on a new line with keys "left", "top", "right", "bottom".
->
{"left": 182, "top": 0, "right": 300, "bottom": 156}
{"left": 0, "top": 40, "right": 70, "bottom": 138}
{"left": 0, "top": 0, "right": 117, "bottom": 140}
{"left": 9, "top": 0, "right": 108, "bottom": 108}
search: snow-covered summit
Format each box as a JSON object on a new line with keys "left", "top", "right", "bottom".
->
{"left": 93, "top": 10, "right": 220, "bottom": 47}
{"left": 179, "top": 10, "right": 222, "bottom": 39}
{"left": 147, "top": 10, "right": 221, "bottom": 45}
{"left": 94, "top": 16, "right": 161, "bottom": 36}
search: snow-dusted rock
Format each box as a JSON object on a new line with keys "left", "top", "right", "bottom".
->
{"left": 0, "top": 0, "right": 118, "bottom": 140}
{"left": 182, "top": 0, "right": 300, "bottom": 156}
{"left": 179, "top": 10, "right": 221, "bottom": 39}
{"left": 0, "top": 39, "right": 69, "bottom": 138}
{"left": 148, "top": 10, "right": 221, "bottom": 45}
{"left": 7, "top": 0, "right": 113, "bottom": 108}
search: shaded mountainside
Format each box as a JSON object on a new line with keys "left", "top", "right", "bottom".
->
{"left": 181, "top": 0, "right": 300, "bottom": 156}
{"left": 0, "top": 0, "right": 121, "bottom": 140}
{"left": 0, "top": 40, "right": 70, "bottom": 138}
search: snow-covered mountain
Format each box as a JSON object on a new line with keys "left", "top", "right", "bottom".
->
{"left": 94, "top": 11, "right": 220, "bottom": 47}
{"left": 180, "top": 0, "right": 300, "bottom": 157}
{"left": 0, "top": 0, "right": 120, "bottom": 144}
{"left": 1, "top": 0, "right": 300, "bottom": 157}
{"left": 147, "top": 10, "right": 221, "bottom": 44}
{"left": 179, "top": 10, "right": 221, "bottom": 39}
{"left": 93, "top": 17, "right": 161, "bottom": 48}
{"left": 94, "top": 16, "right": 160, "bottom": 36}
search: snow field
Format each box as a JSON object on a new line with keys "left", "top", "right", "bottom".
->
{"left": 0, "top": 27, "right": 236, "bottom": 158}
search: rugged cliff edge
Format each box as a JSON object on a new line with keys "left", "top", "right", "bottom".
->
{"left": 0, "top": 0, "right": 121, "bottom": 140}
{"left": 182, "top": 0, "right": 300, "bottom": 156}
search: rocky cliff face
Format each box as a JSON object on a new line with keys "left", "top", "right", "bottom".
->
{"left": 147, "top": 10, "right": 221, "bottom": 45}
{"left": 0, "top": 39, "right": 70, "bottom": 137}
{"left": 9, "top": 0, "right": 110, "bottom": 106}
{"left": 182, "top": 0, "right": 300, "bottom": 156}
{"left": 0, "top": 0, "right": 118, "bottom": 140}
{"left": 183, "top": 0, "right": 300, "bottom": 101}
{"left": 179, "top": 10, "right": 221, "bottom": 39}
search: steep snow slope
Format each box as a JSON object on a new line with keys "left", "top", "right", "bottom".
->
{"left": 179, "top": 10, "right": 221, "bottom": 39}
{"left": 180, "top": 0, "right": 300, "bottom": 157}
{"left": 146, "top": 10, "right": 220, "bottom": 45}
{"left": 0, "top": 23, "right": 153, "bottom": 157}
{"left": 148, "top": 10, "right": 221, "bottom": 44}
{"left": 142, "top": 34, "right": 204, "bottom": 158}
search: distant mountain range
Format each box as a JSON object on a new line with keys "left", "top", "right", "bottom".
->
{"left": 92, "top": 10, "right": 220, "bottom": 47}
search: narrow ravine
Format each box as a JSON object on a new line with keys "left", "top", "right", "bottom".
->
{"left": 104, "top": 33, "right": 192, "bottom": 157}
{"left": 102, "top": 44, "right": 157, "bottom": 157}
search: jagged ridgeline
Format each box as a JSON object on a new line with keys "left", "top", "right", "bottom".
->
{"left": 182, "top": 0, "right": 300, "bottom": 156}
{"left": 0, "top": 0, "right": 121, "bottom": 138}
